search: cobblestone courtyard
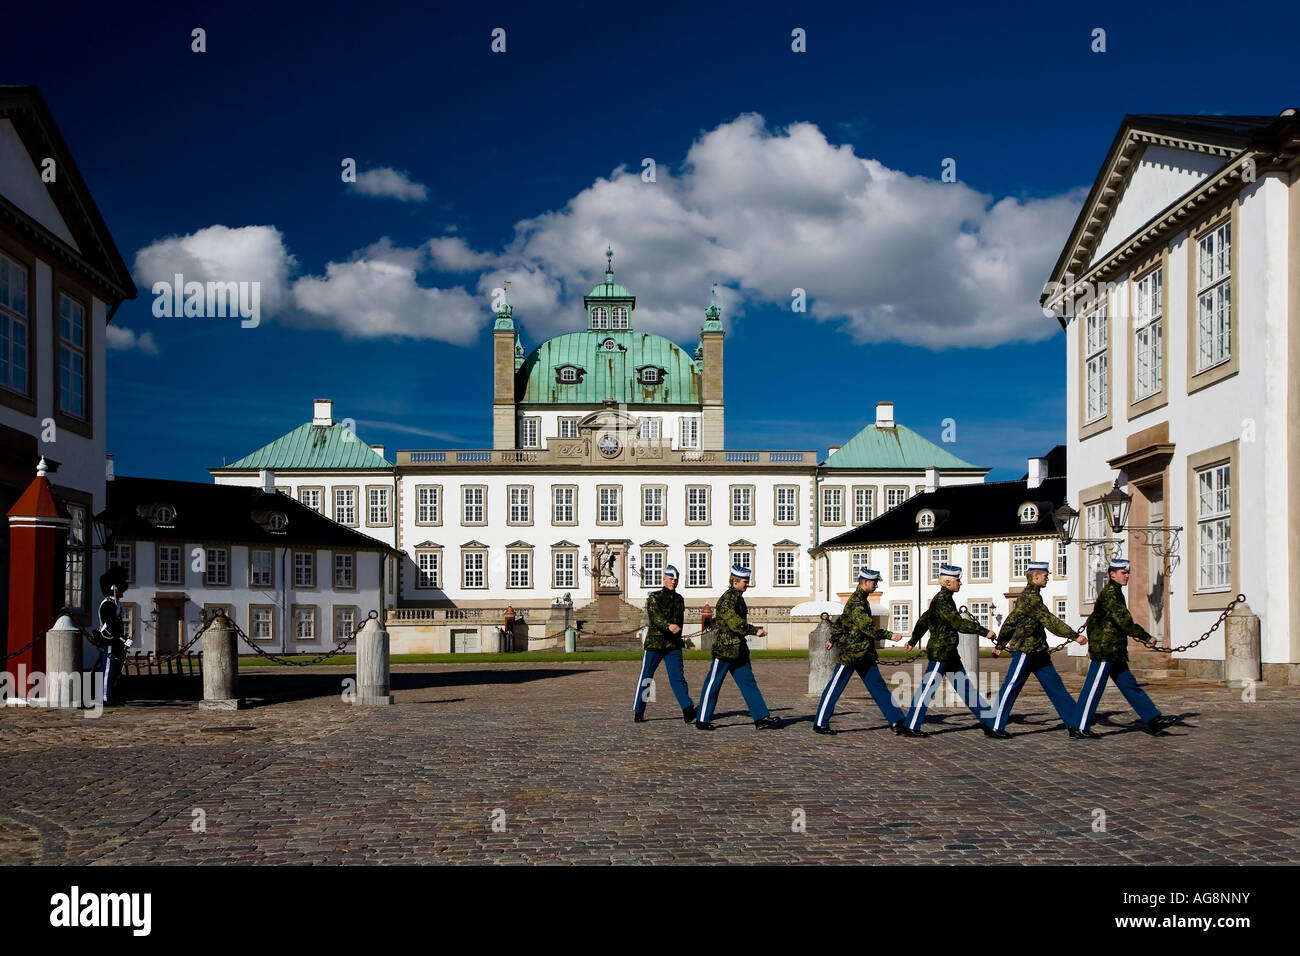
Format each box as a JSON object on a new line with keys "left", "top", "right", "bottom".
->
{"left": 3, "top": 659, "right": 1298, "bottom": 864}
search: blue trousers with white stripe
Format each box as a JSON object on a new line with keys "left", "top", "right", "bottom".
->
{"left": 991, "top": 651, "right": 1078, "bottom": 731}
{"left": 1075, "top": 659, "right": 1160, "bottom": 731}
{"left": 632, "top": 648, "right": 694, "bottom": 715}
{"left": 814, "top": 660, "right": 905, "bottom": 728}
{"left": 697, "top": 656, "right": 770, "bottom": 723}
{"left": 904, "top": 659, "right": 996, "bottom": 731}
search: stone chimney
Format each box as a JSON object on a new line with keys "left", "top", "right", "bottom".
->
{"left": 260, "top": 468, "right": 276, "bottom": 493}
{"left": 370, "top": 444, "right": 385, "bottom": 460}
{"left": 313, "top": 399, "right": 333, "bottom": 426}
{"left": 925, "top": 467, "right": 939, "bottom": 493}
{"left": 1027, "top": 457, "right": 1047, "bottom": 490}
{"left": 827, "top": 445, "right": 841, "bottom": 457}
{"left": 875, "top": 401, "right": 895, "bottom": 428}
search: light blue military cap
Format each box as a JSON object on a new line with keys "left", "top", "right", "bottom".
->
{"left": 1109, "top": 557, "right": 1130, "bottom": 571}
{"left": 664, "top": 565, "right": 679, "bottom": 579}
{"left": 939, "top": 563, "right": 963, "bottom": 579}
{"left": 858, "top": 568, "right": 881, "bottom": 581}
{"left": 1027, "top": 561, "right": 1050, "bottom": 573}
{"left": 731, "top": 565, "right": 751, "bottom": 581}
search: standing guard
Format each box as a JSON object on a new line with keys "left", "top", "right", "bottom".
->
{"left": 633, "top": 565, "right": 697, "bottom": 724}
{"left": 1074, "top": 558, "right": 1179, "bottom": 738}
{"left": 900, "top": 564, "right": 1000, "bottom": 737}
{"left": 989, "top": 561, "right": 1079, "bottom": 735}
{"left": 95, "top": 566, "right": 132, "bottom": 706}
{"left": 695, "top": 566, "right": 780, "bottom": 730}
{"left": 812, "top": 569, "right": 906, "bottom": 735}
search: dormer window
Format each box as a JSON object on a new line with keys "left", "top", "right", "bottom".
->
{"left": 591, "top": 307, "right": 607, "bottom": 329}
{"left": 152, "top": 504, "right": 176, "bottom": 527}
{"left": 640, "top": 367, "right": 660, "bottom": 385}
{"left": 268, "top": 512, "right": 288, "bottom": 533}
{"left": 1018, "top": 502, "right": 1039, "bottom": 524}
{"left": 611, "top": 306, "right": 629, "bottom": 329}
{"left": 916, "top": 509, "right": 936, "bottom": 531}
{"left": 601, "top": 337, "right": 617, "bottom": 352}
{"left": 559, "top": 366, "right": 578, "bottom": 383}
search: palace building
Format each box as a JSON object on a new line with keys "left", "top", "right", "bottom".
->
{"left": 214, "top": 250, "right": 988, "bottom": 652}
{"left": 1043, "top": 110, "right": 1300, "bottom": 682}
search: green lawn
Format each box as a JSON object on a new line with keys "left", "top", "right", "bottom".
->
{"left": 235, "top": 647, "right": 996, "bottom": 666}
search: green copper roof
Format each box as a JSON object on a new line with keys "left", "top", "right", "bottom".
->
{"left": 587, "top": 273, "right": 632, "bottom": 298}
{"left": 822, "top": 423, "right": 982, "bottom": 470}
{"left": 220, "top": 423, "right": 392, "bottom": 470}
{"left": 518, "top": 330, "right": 701, "bottom": 405}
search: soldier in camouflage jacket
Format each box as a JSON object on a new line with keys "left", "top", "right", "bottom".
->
{"left": 812, "top": 569, "right": 908, "bottom": 735}
{"left": 1074, "top": 558, "right": 1177, "bottom": 737}
{"left": 899, "top": 564, "right": 1003, "bottom": 737}
{"left": 986, "top": 562, "right": 1080, "bottom": 734}
{"left": 632, "top": 565, "right": 697, "bottom": 724}
{"left": 695, "top": 566, "right": 781, "bottom": 730}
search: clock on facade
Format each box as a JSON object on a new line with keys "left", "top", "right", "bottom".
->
{"left": 598, "top": 433, "right": 620, "bottom": 458}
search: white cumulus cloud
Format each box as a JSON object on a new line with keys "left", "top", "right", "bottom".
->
{"left": 132, "top": 225, "right": 297, "bottom": 315}
{"left": 351, "top": 166, "right": 429, "bottom": 202}
{"left": 105, "top": 325, "right": 159, "bottom": 354}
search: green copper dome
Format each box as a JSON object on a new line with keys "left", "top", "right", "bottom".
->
{"left": 588, "top": 275, "right": 632, "bottom": 298}
{"left": 518, "top": 331, "right": 701, "bottom": 405}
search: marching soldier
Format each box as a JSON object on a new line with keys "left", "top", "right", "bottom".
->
{"left": 899, "top": 564, "right": 1001, "bottom": 737}
{"left": 633, "top": 565, "right": 697, "bottom": 724}
{"left": 1074, "top": 557, "right": 1178, "bottom": 738}
{"left": 988, "top": 561, "right": 1079, "bottom": 735}
{"left": 813, "top": 568, "right": 907, "bottom": 735}
{"left": 695, "top": 566, "right": 781, "bottom": 730}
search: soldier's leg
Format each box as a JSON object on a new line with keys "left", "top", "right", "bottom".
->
{"left": 905, "top": 660, "right": 945, "bottom": 731}
{"left": 661, "top": 648, "right": 694, "bottom": 710}
{"left": 728, "top": 660, "right": 770, "bottom": 721}
{"left": 948, "top": 664, "right": 996, "bottom": 728}
{"left": 633, "top": 650, "right": 663, "bottom": 716}
{"left": 814, "top": 664, "right": 853, "bottom": 729}
{"left": 991, "top": 651, "right": 1032, "bottom": 732}
{"left": 860, "top": 663, "right": 905, "bottom": 725}
{"left": 1031, "top": 655, "right": 1079, "bottom": 727}
{"left": 1111, "top": 662, "right": 1161, "bottom": 723}
{"left": 696, "top": 658, "right": 730, "bottom": 724}
{"left": 1075, "top": 661, "right": 1110, "bottom": 731}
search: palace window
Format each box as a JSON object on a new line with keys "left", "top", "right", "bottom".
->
{"left": 822, "top": 487, "right": 843, "bottom": 524}
{"left": 687, "top": 550, "right": 709, "bottom": 588}
{"left": 205, "top": 547, "right": 229, "bottom": 587}
{"left": 1084, "top": 305, "right": 1108, "bottom": 423}
{"left": 463, "top": 486, "right": 485, "bottom": 524}
{"left": 554, "top": 550, "right": 576, "bottom": 588}
{"left": 1084, "top": 504, "right": 1108, "bottom": 602}
{"left": 590, "top": 307, "right": 607, "bottom": 329}
{"left": 1012, "top": 543, "right": 1034, "bottom": 578}
{"left": 519, "top": 418, "right": 540, "bottom": 448}
{"left": 1134, "top": 267, "right": 1163, "bottom": 398}
{"left": 334, "top": 553, "right": 355, "bottom": 589}
{"left": 0, "top": 251, "right": 29, "bottom": 395}
{"left": 251, "top": 606, "right": 274, "bottom": 641}
{"left": 776, "top": 486, "right": 798, "bottom": 524}
{"left": 917, "top": 510, "right": 935, "bottom": 531}
{"left": 886, "top": 487, "right": 908, "bottom": 510}
{"left": 1196, "top": 463, "right": 1231, "bottom": 591}
{"left": 108, "top": 543, "right": 134, "bottom": 584}
{"left": 559, "top": 367, "right": 578, "bottom": 384}
{"left": 930, "top": 547, "right": 950, "bottom": 582}
{"left": 853, "top": 487, "right": 874, "bottom": 524}
{"left": 558, "top": 417, "right": 580, "bottom": 438}
{"left": 368, "top": 487, "right": 390, "bottom": 525}
{"left": 612, "top": 306, "right": 629, "bottom": 329}
{"left": 508, "top": 551, "right": 531, "bottom": 589}
{"left": 776, "top": 550, "right": 797, "bottom": 586}
{"left": 64, "top": 503, "right": 87, "bottom": 609}
{"left": 299, "top": 488, "right": 322, "bottom": 513}
{"left": 294, "top": 606, "right": 317, "bottom": 641}
{"left": 509, "top": 486, "right": 532, "bottom": 524}
{"left": 970, "top": 545, "right": 990, "bottom": 580}
{"left": 891, "top": 549, "right": 910, "bottom": 584}
{"left": 729, "top": 550, "right": 753, "bottom": 579}
{"left": 679, "top": 417, "right": 700, "bottom": 449}
{"left": 157, "top": 545, "right": 182, "bottom": 586}
{"left": 250, "top": 549, "right": 272, "bottom": 588}
{"left": 553, "top": 486, "right": 575, "bottom": 524}
{"left": 1056, "top": 540, "right": 1068, "bottom": 577}
{"left": 58, "top": 293, "right": 86, "bottom": 419}
{"left": 637, "top": 417, "right": 662, "bottom": 441}
{"left": 639, "top": 367, "right": 660, "bottom": 385}
{"left": 891, "top": 603, "right": 911, "bottom": 634}
{"left": 417, "top": 552, "right": 440, "bottom": 589}
{"left": 293, "top": 551, "right": 315, "bottom": 588}
{"left": 1018, "top": 503, "right": 1038, "bottom": 524}
{"left": 463, "top": 551, "right": 486, "bottom": 589}
{"left": 1196, "top": 223, "right": 1231, "bottom": 372}
{"left": 687, "top": 486, "right": 709, "bottom": 523}
{"left": 731, "top": 486, "right": 752, "bottom": 523}
{"left": 643, "top": 486, "right": 664, "bottom": 523}
{"left": 968, "top": 601, "right": 991, "bottom": 629}
{"left": 851, "top": 552, "right": 871, "bottom": 583}
{"left": 334, "top": 607, "right": 357, "bottom": 642}
{"left": 334, "top": 487, "right": 356, "bottom": 525}
{"left": 598, "top": 486, "right": 621, "bottom": 524}
{"left": 640, "top": 550, "right": 663, "bottom": 588}
{"left": 417, "top": 486, "right": 440, "bottom": 523}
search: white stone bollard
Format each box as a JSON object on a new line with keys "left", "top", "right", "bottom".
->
{"left": 199, "top": 615, "right": 241, "bottom": 710}
{"left": 355, "top": 616, "right": 394, "bottom": 706}
{"left": 1224, "top": 602, "right": 1261, "bottom": 685}
{"left": 46, "top": 615, "right": 83, "bottom": 709}
{"left": 807, "top": 616, "right": 836, "bottom": 696}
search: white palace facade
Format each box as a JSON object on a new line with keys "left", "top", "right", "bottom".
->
{"left": 213, "top": 252, "right": 991, "bottom": 652}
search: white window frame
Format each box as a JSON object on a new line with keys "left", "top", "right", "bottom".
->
{"left": 891, "top": 602, "right": 911, "bottom": 634}
{"left": 0, "top": 250, "right": 30, "bottom": 396}
{"left": 853, "top": 487, "right": 875, "bottom": 525}
{"left": 775, "top": 549, "right": 797, "bottom": 587}
{"left": 929, "top": 546, "right": 950, "bottom": 583}
{"left": 686, "top": 486, "right": 709, "bottom": 524}
{"left": 553, "top": 485, "right": 576, "bottom": 525}
{"left": 293, "top": 605, "right": 317, "bottom": 642}
{"left": 731, "top": 486, "right": 752, "bottom": 524}
{"left": 687, "top": 550, "right": 709, "bottom": 588}
{"left": 1084, "top": 504, "right": 1108, "bottom": 603}
{"left": 205, "top": 546, "right": 230, "bottom": 587}
{"left": 1084, "top": 305, "right": 1108, "bottom": 423}
{"left": 558, "top": 416, "right": 580, "bottom": 439}
{"left": 642, "top": 486, "right": 664, "bottom": 524}
{"left": 57, "top": 292, "right": 87, "bottom": 419}
{"left": 249, "top": 548, "right": 273, "bottom": 588}
{"left": 462, "top": 550, "right": 486, "bottom": 589}
{"left": 1196, "top": 222, "right": 1231, "bottom": 373}
{"left": 891, "top": 549, "right": 910, "bottom": 585}
{"left": 598, "top": 485, "right": 621, "bottom": 524}
{"left": 293, "top": 551, "right": 316, "bottom": 588}
{"left": 821, "top": 487, "right": 843, "bottom": 524}
{"left": 417, "top": 551, "right": 440, "bottom": 589}
{"left": 886, "top": 486, "right": 908, "bottom": 510}
{"left": 417, "top": 486, "right": 441, "bottom": 524}
{"left": 553, "top": 550, "right": 577, "bottom": 589}
{"left": 1134, "top": 266, "right": 1163, "bottom": 399}
{"left": 1196, "top": 463, "right": 1231, "bottom": 592}
{"left": 612, "top": 306, "right": 629, "bottom": 329}
{"left": 334, "top": 487, "right": 357, "bottom": 526}
{"left": 637, "top": 417, "right": 662, "bottom": 441}
{"left": 463, "top": 486, "right": 486, "bottom": 525}
{"left": 367, "top": 486, "right": 390, "bottom": 525}
{"left": 640, "top": 550, "right": 664, "bottom": 589}
{"left": 508, "top": 550, "right": 531, "bottom": 589}
{"left": 679, "top": 417, "right": 700, "bottom": 449}
{"left": 776, "top": 486, "right": 798, "bottom": 524}
{"left": 157, "top": 544, "right": 182, "bottom": 586}
{"left": 1012, "top": 543, "right": 1034, "bottom": 579}
{"left": 970, "top": 545, "right": 990, "bottom": 581}
{"left": 334, "top": 552, "right": 356, "bottom": 589}
{"left": 519, "top": 417, "right": 540, "bottom": 448}
{"left": 508, "top": 485, "right": 532, "bottom": 525}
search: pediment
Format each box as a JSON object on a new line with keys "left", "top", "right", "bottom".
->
{"left": 0, "top": 118, "right": 79, "bottom": 249}
{"left": 640, "top": 539, "right": 668, "bottom": 549}
{"left": 552, "top": 539, "right": 579, "bottom": 549}
{"left": 461, "top": 539, "right": 488, "bottom": 549}
{"left": 728, "top": 539, "right": 756, "bottom": 548}
{"left": 412, "top": 539, "right": 441, "bottom": 549}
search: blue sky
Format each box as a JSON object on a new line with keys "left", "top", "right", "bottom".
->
{"left": 11, "top": 0, "right": 1300, "bottom": 479}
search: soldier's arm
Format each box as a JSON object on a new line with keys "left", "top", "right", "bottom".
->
{"left": 934, "top": 596, "right": 984, "bottom": 635}
{"left": 1029, "top": 596, "right": 1078, "bottom": 639}
{"left": 646, "top": 593, "right": 665, "bottom": 632}
{"left": 840, "top": 596, "right": 873, "bottom": 637}
{"left": 715, "top": 596, "right": 751, "bottom": 635}
{"left": 907, "top": 610, "right": 930, "bottom": 648}
{"left": 1103, "top": 588, "right": 1154, "bottom": 643}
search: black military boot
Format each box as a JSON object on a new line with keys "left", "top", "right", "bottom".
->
{"left": 694, "top": 720, "right": 716, "bottom": 731}
{"left": 982, "top": 727, "right": 1013, "bottom": 739}
{"left": 1069, "top": 727, "right": 1100, "bottom": 739}
{"left": 754, "top": 715, "right": 782, "bottom": 729}
{"left": 895, "top": 725, "right": 927, "bottom": 738}
{"left": 813, "top": 724, "right": 836, "bottom": 735}
{"left": 1144, "top": 714, "right": 1178, "bottom": 734}
{"left": 682, "top": 704, "right": 697, "bottom": 724}
{"left": 633, "top": 712, "right": 645, "bottom": 723}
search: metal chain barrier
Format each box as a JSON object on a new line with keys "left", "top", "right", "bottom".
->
{"left": 1, "top": 636, "right": 39, "bottom": 664}
{"left": 1043, "top": 593, "right": 1246, "bottom": 656}
{"left": 221, "top": 609, "right": 377, "bottom": 666}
